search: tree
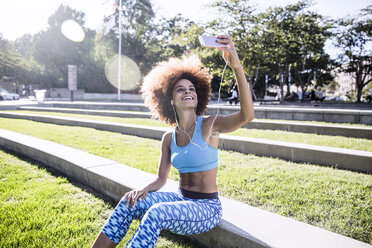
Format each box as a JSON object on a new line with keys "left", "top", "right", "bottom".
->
{"left": 33, "top": 4, "right": 117, "bottom": 93}
{"left": 0, "top": 35, "right": 12, "bottom": 79}
{"left": 256, "top": 1, "right": 334, "bottom": 101}
{"left": 79, "top": 29, "right": 117, "bottom": 93}
{"left": 14, "top": 34, "right": 34, "bottom": 57}
{"left": 104, "top": 0, "right": 158, "bottom": 76}
{"left": 153, "top": 15, "right": 196, "bottom": 60}
{"left": 335, "top": 6, "right": 372, "bottom": 102}
{"left": 0, "top": 34, "right": 44, "bottom": 93}
{"left": 33, "top": 5, "right": 88, "bottom": 89}
{"left": 208, "top": 0, "right": 333, "bottom": 101}
{"left": 211, "top": 0, "right": 262, "bottom": 99}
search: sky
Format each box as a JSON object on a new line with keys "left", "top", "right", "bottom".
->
{"left": 0, "top": 0, "right": 370, "bottom": 57}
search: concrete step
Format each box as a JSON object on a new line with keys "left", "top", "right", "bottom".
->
{"left": 209, "top": 105, "right": 372, "bottom": 125}
{"left": 0, "top": 128, "right": 370, "bottom": 248}
{"left": 18, "top": 106, "right": 153, "bottom": 119}
{"left": 0, "top": 100, "right": 50, "bottom": 110}
{"left": 48, "top": 101, "right": 372, "bottom": 125}
{"left": 0, "top": 111, "right": 371, "bottom": 174}
{"left": 17, "top": 106, "right": 372, "bottom": 139}
{"left": 52, "top": 101, "right": 150, "bottom": 112}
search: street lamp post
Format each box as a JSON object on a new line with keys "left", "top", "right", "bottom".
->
{"left": 117, "top": 0, "right": 123, "bottom": 100}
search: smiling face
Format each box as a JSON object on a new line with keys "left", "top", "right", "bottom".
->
{"left": 172, "top": 79, "right": 198, "bottom": 110}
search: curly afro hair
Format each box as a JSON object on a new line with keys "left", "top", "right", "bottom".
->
{"left": 141, "top": 55, "right": 212, "bottom": 126}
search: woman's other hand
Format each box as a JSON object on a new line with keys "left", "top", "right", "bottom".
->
{"left": 123, "top": 188, "right": 148, "bottom": 210}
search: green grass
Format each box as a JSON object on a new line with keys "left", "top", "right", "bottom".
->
{"left": 0, "top": 149, "right": 197, "bottom": 248}
{"left": 6, "top": 110, "right": 372, "bottom": 152}
{"left": 0, "top": 117, "right": 371, "bottom": 244}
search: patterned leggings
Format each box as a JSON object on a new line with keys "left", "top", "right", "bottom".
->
{"left": 101, "top": 191, "right": 222, "bottom": 247}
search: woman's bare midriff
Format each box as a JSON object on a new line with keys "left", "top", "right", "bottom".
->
{"left": 179, "top": 168, "right": 218, "bottom": 193}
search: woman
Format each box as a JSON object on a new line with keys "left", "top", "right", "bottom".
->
{"left": 91, "top": 35, "right": 254, "bottom": 248}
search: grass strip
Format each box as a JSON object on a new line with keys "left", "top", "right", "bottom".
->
{"left": 0, "top": 149, "right": 197, "bottom": 248}
{"left": 0, "top": 117, "right": 371, "bottom": 244}
{"left": 6, "top": 110, "right": 372, "bottom": 152}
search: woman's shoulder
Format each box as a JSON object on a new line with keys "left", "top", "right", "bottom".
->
{"left": 202, "top": 115, "right": 222, "bottom": 123}
{"left": 160, "top": 131, "right": 173, "bottom": 152}
{"left": 200, "top": 115, "right": 220, "bottom": 130}
{"left": 162, "top": 131, "right": 173, "bottom": 144}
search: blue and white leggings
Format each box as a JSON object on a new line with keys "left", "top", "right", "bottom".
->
{"left": 101, "top": 190, "right": 222, "bottom": 247}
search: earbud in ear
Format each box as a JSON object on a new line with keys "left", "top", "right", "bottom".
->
{"left": 171, "top": 100, "right": 174, "bottom": 105}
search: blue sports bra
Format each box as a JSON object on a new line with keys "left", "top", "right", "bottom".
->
{"left": 170, "top": 116, "right": 218, "bottom": 173}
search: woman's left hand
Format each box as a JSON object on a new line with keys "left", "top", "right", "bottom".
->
{"left": 216, "top": 35, "right": 241, "bottom": 69}
{"left": 123, "top": 188, "right": 148, "bottom": 210}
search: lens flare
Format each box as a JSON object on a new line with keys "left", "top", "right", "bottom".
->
{"left": 105, "top": 55, "right": 141, "bottom": 91}
{"left": 61, "top": 19, "right": 85, "bottom": 42}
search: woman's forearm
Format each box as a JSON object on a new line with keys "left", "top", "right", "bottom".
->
{"left": 142, "top": 176, "right": 167, "bottom": 192}
{"left": 232, "top": 63, "right": 254, "bottom": 121}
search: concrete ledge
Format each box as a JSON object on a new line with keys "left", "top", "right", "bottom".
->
{"left": 0, "top": 128, "right": 370, "bottom": 248}
{"left": 17, "top": 106, "right": 372, "bottom": 139}
{"left": 0, "top": 111, "right": 167, "bottom": 140}
{"left": 219, "top": 135, "right": 372, "bottom": 173}
{"left": 36, "top": 102, "right": 372, "bottom": 125}
{"left": 0, "top": 112, "right": 371, "bottom": 174}
{"left": 17, "top": 106, "right": 153, "bottom": 119}
{"left": 0, "top": 101, "right": 51, "bottom": 110}
{"left": 244, "top": 120, "right": 372, "bottom": 139}
{"left": 52, "top": 102, "right": 150, "bottom": 112}
{"left": 207, "top": 105, "right": 372, "bottom": 125}
{"left": 83, "top": 93, "right": 142, "bottom": 101}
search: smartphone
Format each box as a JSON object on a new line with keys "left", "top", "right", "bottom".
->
{"left": 198, "top": 35, "right": 227, "bottom": 47}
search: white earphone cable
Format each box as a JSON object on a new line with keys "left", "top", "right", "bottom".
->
{"left": 207, "top": 61, "right": 228, "bottom": 142}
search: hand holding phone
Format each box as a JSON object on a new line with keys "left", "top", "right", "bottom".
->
{"left": 199, "top": 35, "right": 228, "bottom": 48}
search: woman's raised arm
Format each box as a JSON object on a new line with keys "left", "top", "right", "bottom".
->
{"left": 210, "top": 35, "right": 254, "bottom": 134}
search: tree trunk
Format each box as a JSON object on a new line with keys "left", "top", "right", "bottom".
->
{"left": 357, "top": 86, "right": 363, "bottom": 102}
{"left": 356, "top": 62, "right": 363, "bottom": 102}
{"left": 280, "top": 73, "right": 284, "bottom": 102}
{"left": 286, "top": 81, "right": 290, "bottom": 96}
{"left": 253, "top": 64, "right": 260, "bottom": 87}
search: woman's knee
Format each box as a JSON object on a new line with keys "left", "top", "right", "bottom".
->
{"left": 117, "top": 197, "right": 130, "bottom": 210}
{"left": 118, "top": 195, "right": 144, "bottom": 210}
